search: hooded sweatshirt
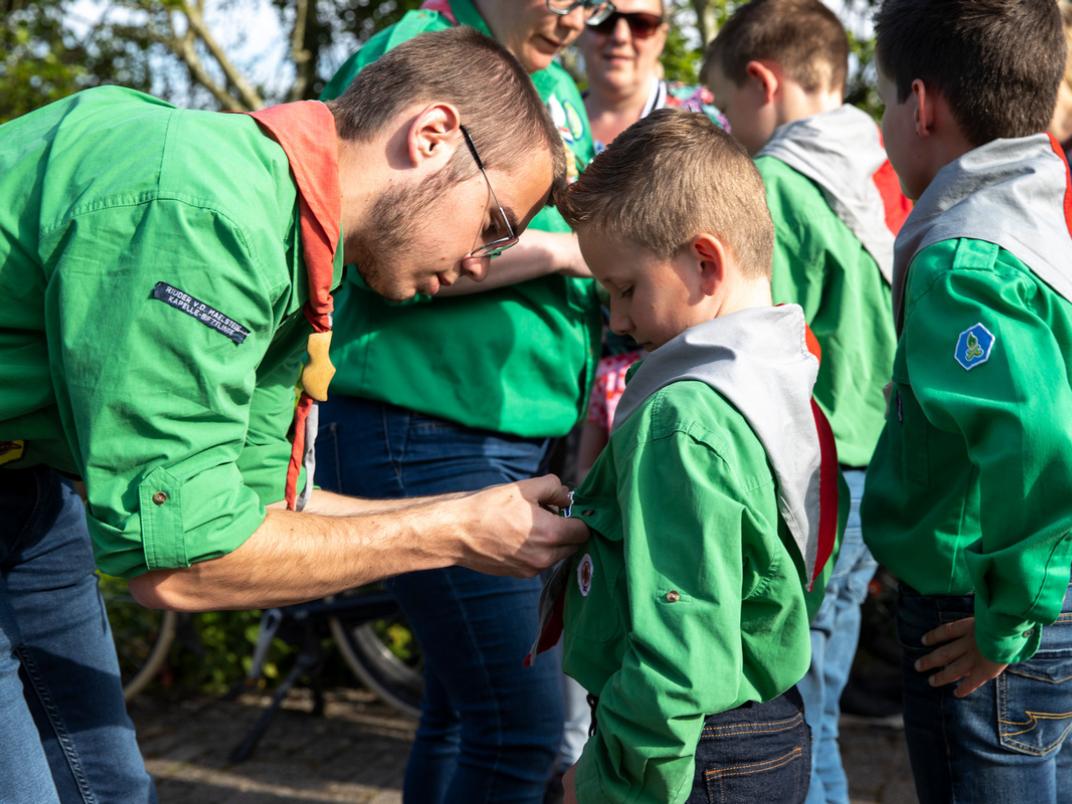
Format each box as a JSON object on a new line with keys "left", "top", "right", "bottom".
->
{"left": 556, "top": 305, "right": 837, "bottom": 804}
{"left": 757, "top": 105, "right": 908, "bottom": 466}
{"left": 863, "top": 134, "right": 1072, "bottom": 665}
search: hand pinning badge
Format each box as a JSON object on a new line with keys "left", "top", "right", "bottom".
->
{"left": 954, "top": 323, "right": 995, "bottom": 371}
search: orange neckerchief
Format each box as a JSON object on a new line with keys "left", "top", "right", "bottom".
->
{"left": 247, "top": 101, "right": 341, "bottom": 510}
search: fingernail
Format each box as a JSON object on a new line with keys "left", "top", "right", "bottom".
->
{"left": 914, "top": 659, "right": 922, "bottom": 671}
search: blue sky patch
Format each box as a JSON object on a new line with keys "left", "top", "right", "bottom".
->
{"left": 954, "top": 323, "right": 995, "bottom": 371}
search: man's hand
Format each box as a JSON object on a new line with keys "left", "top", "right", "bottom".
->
{"left": 563, "top": 763, "right": 579, "bottom": 804}
{"left": 451, "top": 474, "right": 589, "bottom": 577}
{"left": 916, "top": 616, "right": 1008, "bottom": 697}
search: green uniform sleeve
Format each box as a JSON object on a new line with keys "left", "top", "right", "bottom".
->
{"left": 574, "top": 431, "right": 750, "bottom": 804}
{"left": 47, "top": 200, "right": 287, "bottom": 578}
{"left": 903, "top": 253, "right": 1072, "bottom": 663}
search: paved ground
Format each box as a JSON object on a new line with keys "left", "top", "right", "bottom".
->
{"left": 131, "top": 688, "right": 916, "bottom": 803}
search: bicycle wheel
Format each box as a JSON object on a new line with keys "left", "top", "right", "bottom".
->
{"left": 98, "top": 574, "right": 177, "bottom": 701}
{"left": 329, "top": 607, "right": 423, "bottom": 719}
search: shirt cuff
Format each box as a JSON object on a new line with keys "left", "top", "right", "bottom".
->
{"left": 973, "top": 603, "right": 1043, "bottom": 664}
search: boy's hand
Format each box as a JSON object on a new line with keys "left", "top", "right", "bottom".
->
{"left": 563, "top": 764, "right": 578, "bottom": 804}
{"left": 916, "top": 616, "right": 1008, "bottom": 697}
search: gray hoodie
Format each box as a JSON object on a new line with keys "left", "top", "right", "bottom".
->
{"left": 760, "top": 104, "right": 897, "bottom": 284}
{"left": 614, "top": 304, "right": 831, "bottom": 583}
{"left": 892, "top": 133, "right": 1072, "bottom": 329}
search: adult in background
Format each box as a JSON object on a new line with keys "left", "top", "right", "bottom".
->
{"left": 316, "top": 2, "right": 606, "bottom": 802}
{"left": 0, "top": 29, "right": 585, "bottom": 804}
{"left": 579, "top": 0, "right": 727, "bottom": 154}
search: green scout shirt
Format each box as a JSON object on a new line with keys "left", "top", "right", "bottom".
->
{"left": 0, "top": 87, "right": 342, "bottom": 578}
{"left": 563, "top": 380, "right": 812, "bottom": 804}
{"left": 757, "top": 156, "right": 897, "bottom": 467}
{"left": 863, "top": 239, "right": 1072, "bottom": 664}
{"left": 321, "top": 0, "right": 601, "bottom": 438}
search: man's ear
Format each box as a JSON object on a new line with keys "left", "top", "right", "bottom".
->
{"left": 407, "top": 102, "right": 463, "bottom": 167}
{"left": 745, "top": 60, "right": 780, "bottom": 105}
{"left": 691, "top": 233, "right": 728, "bottom": 296}
{"left": 911, "top": 79, "right": 934, "bottom": 139}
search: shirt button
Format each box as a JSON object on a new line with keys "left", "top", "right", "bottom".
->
{"left": 152, "top": 491, "right": 169, "bottom": 505}
{"left": 582, "top": 509, "right": 595, "bottom": 517}
{"left": 665, "top": 590, "right": 681, "bottom": 603}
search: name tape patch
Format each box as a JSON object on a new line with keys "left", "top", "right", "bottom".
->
{"left": 151, "top": 282, "right": 250, "bottom": 345}
{"left": 954, "top": 323, "right": 995, "bottom": 371}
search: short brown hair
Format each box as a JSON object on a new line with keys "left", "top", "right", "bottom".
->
{"left": 876, "top": 0, "right": 1064, "bottom": 146}
{"left": 702, "top": 0, "right": 849, "bottom": 94}
{"left": 560, "top": 109, "right": 774, "bottom": 278}
{"left": 329, "top": 27, "right": 566, "bottom": 200}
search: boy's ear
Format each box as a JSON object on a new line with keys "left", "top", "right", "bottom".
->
{"left": 910, "top": 79, "right": 934, "bottom": 139}
{"left": 745, "top": 60, "right": 780, "bottom": 104}
{"left": 407, "top": 102, "right": 462, "bottom": 166}
{"left": 691, "top": 233, "right": 729, "bottom": 296}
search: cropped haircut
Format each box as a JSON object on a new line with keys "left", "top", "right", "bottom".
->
{"left": 329, "top": 27, "right": 566, "bottom": 201}
{"left": 702, "top": 0, "right": 849, "bottom": 94}
{"left": 875, "top": 0, "right": 1064, "bottom": 146}
{"left": 560, "top": 109, "right": 774, "bottom": 278}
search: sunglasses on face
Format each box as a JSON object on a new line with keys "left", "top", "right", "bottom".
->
{"left": 545, "top": 0, "right": 617, "bottom": 25}
{"left": 587, "top": 10, "right": 664, "bottom": 38}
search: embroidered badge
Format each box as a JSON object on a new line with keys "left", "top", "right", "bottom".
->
{"left": 954, "top": 323, "right": 995, "bottom": 371}
{"left": 151, "top": 282, "right": 250, "bottom": 345}
{"left": 577, "top": 553, "right": 594, "bottom": 597}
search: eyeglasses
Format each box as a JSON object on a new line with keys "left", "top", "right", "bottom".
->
{"left": 587, "top": 10, "right": 664, "bottom": 38}
{"left": 460, "top": 125, "right": 519, "bottom": 259}
{"left": 546, "top": 0, "right": 617, "bottom": 25}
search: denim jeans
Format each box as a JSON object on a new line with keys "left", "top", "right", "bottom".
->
{"left": 317, "top": 396, "right": 564, "bottom": 804}
{"left": 798, "top": 469, "right": 876, "bottom": 804}
{"left": 685, "top": 687, "right": 811, "bottom": 804}
{"left": 898, "top": 583, "right": 1072, "bottom": 804}
{"left": 0, "top": 467, "right": 156, "bottom": 804}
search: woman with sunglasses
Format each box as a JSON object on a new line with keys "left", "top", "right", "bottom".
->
{"left": 580, "top": 0, "right": 727, "bottom": 154}
{"left": 316, "top": 3, "right": 611, "bottom": 804}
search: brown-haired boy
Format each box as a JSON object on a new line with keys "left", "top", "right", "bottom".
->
{"left": 702, "top": 3, "right": 910, "bottom": 800}
{"left": 863, "top": 1, "right": 1072, "bottom": 801}
{"left": 533, "top": 108, "right": 839, "bottom": 804}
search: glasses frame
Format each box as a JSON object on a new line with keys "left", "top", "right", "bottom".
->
{"left": 586, "top": 10, "right": 665, "bottom": 38}
{"left": 460, "top": 125, "right": 519, "bottom": 260}
{"left": 545, "top": 0, "right": 617, "bottom": 25}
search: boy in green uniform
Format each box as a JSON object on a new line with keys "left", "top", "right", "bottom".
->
{"left": 702, "top": 4, "right": 910, "bottom": 798}
{"left": 536, "top": 109, "right": 839, "bottom": 804}
{"left": 863, "top": 1, "right": 1072, "bottom": 800}
{"left": 0, "top": 30, "right": 588, "bottom": 803}
{"left": 316, "top": 2, "right": 609, "bottom": 800}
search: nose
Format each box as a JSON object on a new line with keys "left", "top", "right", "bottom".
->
{"left": 611, "top": 15, "right": 631, "bottom": 44}
{"left": 608, "top": 305, "right": 632, "bottom": 337}
{"left": 461, "top": 255, "right": 490, "bottom": 282}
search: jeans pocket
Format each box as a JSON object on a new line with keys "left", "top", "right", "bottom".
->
{"left": 699, "top": 710, "right": 810, "bottom": 804}
{"left": 997, "top": 629, "right": 1072, "bottom": 757}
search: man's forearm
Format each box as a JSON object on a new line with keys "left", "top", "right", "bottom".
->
{"left": 128, "top": 476, "right": 588, "bottom": 612}
{"left": 301, "top": 488, "right": 464, "bottom": 516}
{"left": 130, "top": 502, "right": 459, "bottom": 612}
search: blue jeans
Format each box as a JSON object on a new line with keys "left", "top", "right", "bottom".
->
{"left": 798, "top": 469, "right": 876, "bottom": 804}
{"left": 685, "top": 687, "right": 811, "bottom": 804}
{"left": 898, "top": 583, "right": 1072, "bottom": 804}
{"left": 317, "top": 396, "right": 564, "bottom": 804}
{"left": 0, "top": 467, "right": 156, "bottom": 803}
